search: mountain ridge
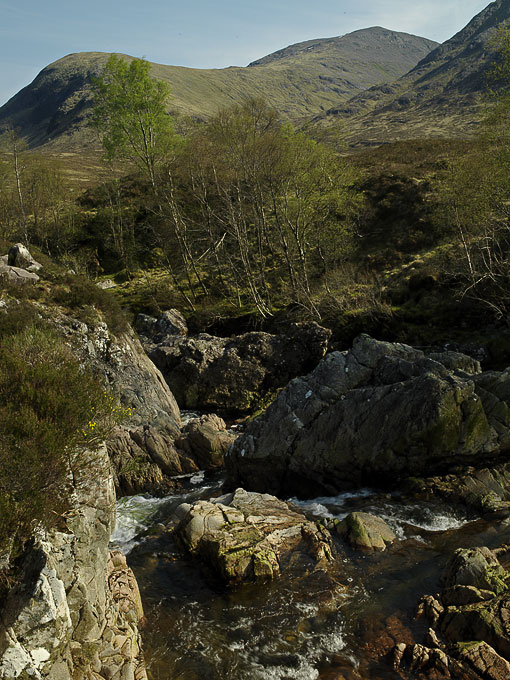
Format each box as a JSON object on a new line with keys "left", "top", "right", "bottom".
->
{"left": 0, "top": 27, "right": 438, "bottom": 150}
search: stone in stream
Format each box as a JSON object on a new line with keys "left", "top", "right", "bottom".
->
{"left": 335, "top": 512, "right": 397, "bottom": 551}
{"left": 395, "top": 545, "right": 510, "bottom": 679}
{"left": 226, "top": 334, "right": 510, "bottom": 498}
{"left": 173, "top": 488, "right": 335, "bottom": 584}
{"left": 404, "top": 461, "right": 510, "bottom": 516}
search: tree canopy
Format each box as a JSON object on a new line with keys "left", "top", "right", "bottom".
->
{"left": 91, "top": 55, "right": 176, "bottom": 186}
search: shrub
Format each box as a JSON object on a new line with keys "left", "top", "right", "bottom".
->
{"left": 0, "top": 325, "right": 128, "bottom": 576}
{"left": 51, "top": 274, "right": 128, "bottom": 335}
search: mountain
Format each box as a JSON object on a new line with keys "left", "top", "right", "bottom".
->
{"left": 315, "top": 0, "right": 510, "bottom": 144}
{"left": 0, "top": 28, "right": 437, "bottom": 150}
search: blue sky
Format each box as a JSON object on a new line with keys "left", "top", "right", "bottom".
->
{"left": 0, "top": 0, "right": 491, "bottom": 106}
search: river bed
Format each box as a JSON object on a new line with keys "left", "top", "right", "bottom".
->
{"left": 110, "top": 475, "right": 510, "bottom": 679}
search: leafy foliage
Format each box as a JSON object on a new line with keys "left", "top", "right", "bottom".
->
{"left": 91, "top": 55, "right": 177, "bottom": 185}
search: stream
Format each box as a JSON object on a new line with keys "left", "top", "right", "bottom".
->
{"left": 109, "top": 470, "right": 510, "bottom": 680}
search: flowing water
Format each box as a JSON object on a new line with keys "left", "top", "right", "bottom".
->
{"left": 111, "top": 476, "right": 510, "bottom": 680}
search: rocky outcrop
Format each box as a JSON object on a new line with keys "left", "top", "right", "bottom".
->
{"left": 59, "top": 318, "right": 182, "bottom": 437}
{"left": 405, "top": 462, "right": 510, "bottom": 515}
{"left": 395, "top": 545, "right": 510, "bottom": 680}
{"left": 173, "top": 488, "right": 334, "bottom": 584}
{"left": 0, "top": 262, "right": 40, "bottom": 284}
{"left": 0, "top": 244, "right": 42, "bottom": 285}
{"left": 335, "top": 512, "right": 397, "bottom": 551}
{"left": 56, "top": 316, "right": 236, "bottom": 494}
{"left": 226, "top": 334, "right": 510, "bottom": 498}
{"left": 7, "top": 243, "right": 42, "bottom": 272}
{"left": 52, "top": 315, "right": 185, "bottom": 495}
{"left": 138, "top": 313, "right": 331, "bottom": 415}
{"left": 0, "top": 446, "right": 147, "bottom": 680}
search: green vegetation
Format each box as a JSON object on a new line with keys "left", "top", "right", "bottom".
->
{"left": 0, "top": 323, "right": 126, "bottom": 583}
{"left": 91, "top": 55, "right": 178, "bottom": 187}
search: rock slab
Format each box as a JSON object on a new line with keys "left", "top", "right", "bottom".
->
{"left": 226, "top": 334, "right": 510, "bottom": 498}
{"left": 174, "top": 488, "right": 334, "bottom": 584}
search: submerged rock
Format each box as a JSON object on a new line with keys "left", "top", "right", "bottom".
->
{"left": 226, "top": 334, "right": 510, "bottom": 498}
{"left": 174, "top": 488, "right": 334, "bottom": 584}
{"left": 140, "top": 316, "right": 331, "bottom": 415}
{"left": 335, "top": 512, "right": 397, "bottom": 551}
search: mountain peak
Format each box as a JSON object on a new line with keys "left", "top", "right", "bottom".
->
{"left": 248, "top": 27, "right": 438, "bottom": 68}
{"left": 314, "top": 0, "right": 510, "bottom": 145}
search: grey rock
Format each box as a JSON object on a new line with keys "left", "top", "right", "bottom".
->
{"left": 335, "top": 512, "right": 397, "bottom": 551}
{"left": 226, "top": 334, "right": 506, "bottom": 498}
{"left": 0, "top": 446, "right": 147, "bottom": 680}
{"left": 0, "top": 262, "right": 40, "bottom": 284}
{"left": 458, "top": 641, "right": 510, "bottom": 680}
{"left": 135, "top": 309, "right": 188, "bottom": 343}
{"left": 442, "top": 547, "right": 509, "bottom": 594}
{"left": 144, "top": 321, "right": 331, "bottom": 414}
{"left": 52, "top": 315, "right": 184, "bottom": 494}
{"left": 97, "top": 279, "right": 117, "bottom": 290}
{"left": 7, "top": 243, "right": 42, "bottom": 272}
{"left": 406, "top": 462, "right": 510, "bottom": 515}
{"left": 176, "top": 414, "right": 236, "bottom": 470}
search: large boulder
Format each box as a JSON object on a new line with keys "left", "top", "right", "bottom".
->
{"left": 175, "top": 414, "right": 236, "bottom": 470}
{"left": 7, "top": 243, "right": 42, "bottom": 272}
{"left": 173, "top": 488, "right": 334, "bottom": 584}
{"left": 140, "top": 316, "right": 331, "bottom": 414}
{"left": 226, "top": 334, "right": 510, "bottom": 498}
{"left": 0, "top": 262, "right": 40, "bottom": 284}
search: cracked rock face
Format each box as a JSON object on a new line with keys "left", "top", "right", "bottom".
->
{"left": 139, "top": 317, "right": 331, "bottom": 415}
{"left": 174, "top": 488, "right": 334, "bottom": 584}
{"left": 226, "top": 334, "right": 510, "bottom": 498}
{"left": 0, "top": 447, "right": 148, "bottom": 680}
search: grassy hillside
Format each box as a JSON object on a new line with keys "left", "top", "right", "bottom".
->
{"left": 0, "top": 27, "right": 437, "bottom": 150}
{"left": 315, "top": 0, "right": 510, "bottom": 144}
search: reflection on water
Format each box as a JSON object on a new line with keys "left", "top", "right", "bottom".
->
{"left": 113, "top": 480, "right": 510, "bottom": 680}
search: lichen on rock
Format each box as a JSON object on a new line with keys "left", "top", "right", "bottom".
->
{"left": 174, "top": 488, "right": 335, "bottom": 584}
